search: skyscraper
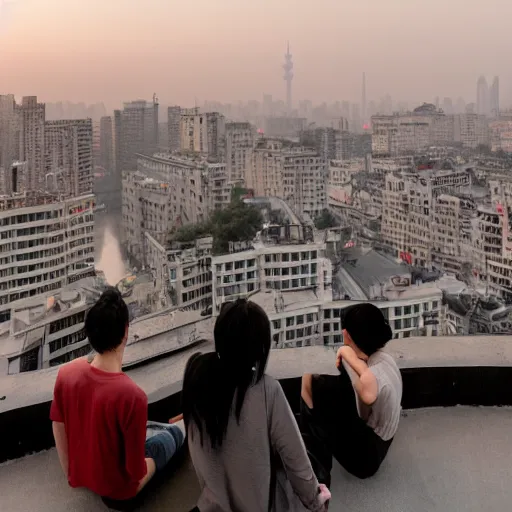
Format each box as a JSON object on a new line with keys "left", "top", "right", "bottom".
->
{"left": 167, "top": 106, "right": 181, "bottom": 152}
{"left": 45, "top": 119, "right": 93, "bottom": 197}
{"left": 283, "top": 42, "right": 293, "bottom": 115}
{"left": 362, "top": 72, "right": 367, "bottom": 126}
{"left": 16, "top": 96, "right": 45, "bottom": 191}
{"left": 99, "top": 116, "right": 114, "bottom": 172}
{"left": 476, "top": 76, "right": 489, "bottom": 116}
{"left": 490, "top": 76, "right": 500, "bottom": 118}
{"left": 114, "top": 98, "right": 159, "bottom": 173}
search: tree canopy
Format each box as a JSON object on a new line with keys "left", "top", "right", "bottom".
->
{"left": 314, "top": 209, "right": 337, "bottom": 230}
{"left": 170, "top": 199, "right": 263, "bottom": 255}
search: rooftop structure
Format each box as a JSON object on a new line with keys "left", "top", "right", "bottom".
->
{"left": 2, "top": 336, "right": 512, "bottom": 511}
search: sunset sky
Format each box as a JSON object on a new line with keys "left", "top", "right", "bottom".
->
{"left": 1, "top": 0, "right": 511, "bottom": 109}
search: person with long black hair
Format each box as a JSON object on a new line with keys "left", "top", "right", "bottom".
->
{"left": 182, "top": 299, "right": 331, "bottom": 512}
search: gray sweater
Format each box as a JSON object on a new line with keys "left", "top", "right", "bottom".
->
{"left": 187, "top": 375, "right": 325, "bottom": 512}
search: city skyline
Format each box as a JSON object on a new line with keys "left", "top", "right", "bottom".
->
{"left": 1, "top": 0, "right": 512, "bottom": 108}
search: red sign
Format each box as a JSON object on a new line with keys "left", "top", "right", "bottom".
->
{"left": 400, "top": 252, "right": 412, "bottom": 265}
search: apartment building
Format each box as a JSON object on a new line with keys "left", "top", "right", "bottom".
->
{"left": 431, "top": 194, "right": 475, "bottom": 274}
{"left": 251, "top": 139, "right": 327, "bottom": 219}
{"left": 225, "top": 122, "right": 254, "bottom": 183}
{"left": 114, "top": 99, "right": 159, "bottom": 172}
{"left": 0, "top": 95, "right": 19, "bottom": 194}
{"left": 455, "top": 113, "right": 490, "bottom": 149}
{"left": 145, "top": 233, "right": 213, "bottom": 311}
{"left": 0, "top": 193, "right": 95, "bottom": 323}
{"left": 1, "top": 285, "right": 96, "bottom": 375}
{"left": 99, "top": 116, "right": 114, "bottom": 171}
{"left": 122, "top": 153, "right": 213, "bottom": 265}
{"left": 381, "top": 167, "right": 472, "bottom": 268}
{"left": 180, "top": 107, "right": 207, "bottom": 153}
{"left": 45, "top": 119, "right": 93, "bottom": 197}
{"left": 16, "top": 96, "right": 46, "bottom": 191}
{"left": 212, "top": 241, "right": 332, "bottom": 314}
{"left": 371, "top": 104, "right": 457, "bottom": 157}
{"left": 167, "top": 106, "right": 181, "bottom": 152}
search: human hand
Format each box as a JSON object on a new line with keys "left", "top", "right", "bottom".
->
{"left": 335, "top": 345, "right": 356, "bottom": 369}
{"left": 317, "top": 483, "right": 331, "bottom": 507}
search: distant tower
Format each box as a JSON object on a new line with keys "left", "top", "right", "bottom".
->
{"left": 362, "top": 72, "right": 367, "bottom": 126}
{"left": 490, "top": 76, "right": 500, "bottom": 118}
{"left": 283, "top": 42, "right": 294, "bottom": 115}
{"left": 476, "top": 76, "right": 489, "bottom": 116}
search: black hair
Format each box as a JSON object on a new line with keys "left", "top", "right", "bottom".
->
{"left": 85, "top": 287, "right": 129, "bottom": 354}
{"left": 342, "top": 303, "right": 392, "bottom": 356}
{"left": 182, "top": 299, "right": 271, "bottom": 449}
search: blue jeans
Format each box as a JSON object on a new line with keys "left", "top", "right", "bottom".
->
{"left": 145, "top": 421, "right": 185, "bottom": 471}
{"left": 101, "top": 421, "right": 185, "bottom": 510}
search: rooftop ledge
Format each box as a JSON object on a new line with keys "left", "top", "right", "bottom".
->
{"left": 2, "top": 335, "right": 512, "bottom": 414}
{"left": 1, "top": 336, "right": 512, "bottom": 510}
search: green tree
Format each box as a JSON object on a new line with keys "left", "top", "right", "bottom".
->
{"left": 314, "top": 209, "right": 337, "bottom": 230}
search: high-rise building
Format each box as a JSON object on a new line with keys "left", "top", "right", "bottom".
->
{"left": 490, "top": 76, "right": 500, "bottom": 118}
{"left": 225, "top": 122, "right": 253, "bottom": 184}
{"left": 16, "top": 96, "right": 45, "bottom": 191}
{"left": 205, "top": 112, "right": 226, "bottom": 161}
{"left": 114, "top": 98, "right": 159, "bottom": 173}
{"left": 283, "top": 42, "right": 293, "bottom": 115}
{"left": 250, "top": 139, "right": 327, "bottom": 219}
{"left": 477, "top": 76, "right": 489, "bottom": 116}
{"left": 99, "top": 116, "right": 114, "bottom": 172}
{"left": 362, "top": 72, "right": 367, "bottom": 125}
{"left": 45, "top": 119, "right": 93, "bottom": 197}
{"left": 0, "top": 94, "right": 20, "bottom": 193}
{"left": 0, "top": 193, "right": 95, "bottom": 324}
{"left": 180, "top": 107, "right": 207, "bottom": 153}
{"left": 167, "top": 106, "right": 181, "bottom": 152}
{"left": 454, "top": 113, "right": 490, "bottom": 148}
{"left": 371, "top": 104, "right": 455, "bottom": 156}
{"left": 442, "top": 97, "right": 453, "bottom": 115}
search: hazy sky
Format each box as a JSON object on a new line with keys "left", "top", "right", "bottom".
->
{"left": 1, "top": 0, "right": 511, "bottom": 109}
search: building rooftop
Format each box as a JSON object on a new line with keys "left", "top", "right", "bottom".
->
{"left": 2, "top": 406, "right": 511, "bottom": 511}
{"left": 340, "top": 249, "right": 409, "bottom": 299}
{"left": 2, "top": 336, "right": 512, "bottom": 511}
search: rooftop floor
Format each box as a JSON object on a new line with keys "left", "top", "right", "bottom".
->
{"left": 2, "top": 406, "right": 511, "bottom": 511}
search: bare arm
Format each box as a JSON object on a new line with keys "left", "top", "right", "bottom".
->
{"left": 52, "top": 421, "right": 69, "bottom": 477}
{"left": 336, "top": 346, "right": 378, "bottom": 405}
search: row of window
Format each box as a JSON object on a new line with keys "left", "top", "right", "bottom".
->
{"left": 49, "top": 328, "right": 87, "bottom": 354}
{"left": 49, "top": 311, "right": 86, "bottom": 334}
{"left": 49, "top": 344, "right": 91, "bottom": 368}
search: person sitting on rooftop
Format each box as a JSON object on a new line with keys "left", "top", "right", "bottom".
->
{"left": 182, "top": 298, "right": 331, "bottom": 512}
{"left": 50, "top": 288, "right": 185, "bottom": 508}
{"left": 300, "top": 303, "right": 402, "bottom": 487}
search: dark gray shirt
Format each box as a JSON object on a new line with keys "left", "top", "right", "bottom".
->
{"left": 187, "top": 375, "right": 326, "bottom": 512}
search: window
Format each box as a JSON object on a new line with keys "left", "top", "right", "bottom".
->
{"left": 414, "top": 304, "right": 420, "bottom": 314}
{"left": 282, "top": 253, "right": 289, "bottom": 262}
{"left": 272, "top": 320, "right": 281, "bottom": 330}
{"left": 404, "top": 305, "right": 411, "bottom": 315}
{"left": 394, "top": 306, "right": 402, "bottom": 317}
{"left": 297, "top": 315, "right": 304, "bottom": 325}
{"left": 307, "top": 313, "right": 314, "bottom": 323}
{"left": 286, "top": 317, "right": 294, "bottom": 327}
{"left": 291, "top": 252, "right": 299, "bottom": 262}
{"left": 432, "top": 301, "right": 439, "bottom": 309}
{"left": 394, "top": 319, "right": 402, "bottom": 330}
{"left": 324, "top": 309, "right": 331, "bottom": 319}
{"left": 225, "top": 262, "right": 233, "bottom": 271}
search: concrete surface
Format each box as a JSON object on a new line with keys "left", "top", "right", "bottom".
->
{"left": 2, "top": 335, "right": 512, "bottom": 413}
{"left": 1, "top": 407, "right": 511, "bottom": 511}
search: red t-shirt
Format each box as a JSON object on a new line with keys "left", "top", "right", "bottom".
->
{"left": 50, "top": 358, "right": 148, "bottom": 500}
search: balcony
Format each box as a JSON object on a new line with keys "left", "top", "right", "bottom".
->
{"left": 1, "top": 335, "right": 512, "bottom": 511}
